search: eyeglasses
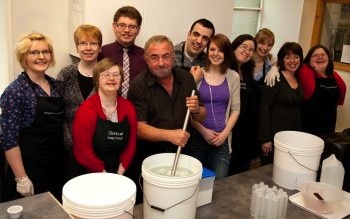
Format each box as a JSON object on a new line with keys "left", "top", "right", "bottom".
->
{"left": 311, "top": 53, "right": 327, "bottom": 59}
{"left": 116, "top": 23, "right": 138, "bottom": 31}
{"left": 238, "top": 44, "right": 255, "bottom": 53}
{"left": 99, "top": 72, "right": 122, "bottom": 79}
{"left": 78, "top": 41, "right": 99, "bottom": 49}
{"left": 27, "top": 50, "right": 51, "bottom": 57}
{"left": 147, "top": 54, "right": 172, "bottom": 63}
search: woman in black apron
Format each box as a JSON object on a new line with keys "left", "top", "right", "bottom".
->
{"left": 301, "top": 45, "right": 347, "bottom": 137}
{"left": 0, "top": 32, "right": 64, "bottom": 202}
{"left": 264, "top": 45, "right": 347, "bottom": 136}
{"left": 69, "top": 58, "right": 137, "bottom": 178}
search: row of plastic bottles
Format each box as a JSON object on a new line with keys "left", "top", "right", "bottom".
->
{"left": 250, "top": 182, "right": 288, "bottom": 219}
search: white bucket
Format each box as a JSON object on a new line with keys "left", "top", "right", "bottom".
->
{"left": 273, "top": 131, "right": 324, "bottom": 190}
{"left": 141, "top": 153, "right": 202, "bottom": 219}
{"left": 62, "top": 173, "right": 136, "bottom": 219}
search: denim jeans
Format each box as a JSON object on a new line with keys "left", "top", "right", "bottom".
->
{"left": 185, "top": 131, "right": 231, "bottom": 179}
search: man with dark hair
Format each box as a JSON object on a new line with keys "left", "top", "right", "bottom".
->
{"left": 174, "top": 18, "right": 215, "bottom": 82}
{"left": 98, "top": 6, "right": 147, "bottom": 98}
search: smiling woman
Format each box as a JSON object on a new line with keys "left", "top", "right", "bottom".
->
{"left": 258, "top": 42, "right": 304, "bottom": 166}
{"left": 0, "top": 32, "right": 65, "bottom": 202}
{"left": 299, "top": 44, "right": 347, "bottom": 137}
{"left": 69, "top": 57, "right": 137, "bottom": 180}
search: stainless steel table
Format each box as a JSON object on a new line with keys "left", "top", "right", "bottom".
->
{"left": 0, "top": 192, "right": 73, "bottom": 219}
{"left": 133, "top": 164, "right": 350, "bottom": 219}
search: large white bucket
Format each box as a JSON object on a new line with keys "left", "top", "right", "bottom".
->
{"left": 273, "top": 131, "right": 324, "bottom": 190}
{"left": 141, "top": 153, "right": 202, "bottom": 219}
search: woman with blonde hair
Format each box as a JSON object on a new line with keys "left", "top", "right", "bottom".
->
{"left": 1, "top": 32, "right": 64, "bottom": 201}
{"left": 253, "top": 28, "right": 275, "bottom": 81}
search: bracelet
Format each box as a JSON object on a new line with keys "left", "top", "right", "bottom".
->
{"left": 15, "top": 175, "right": 28, "bottom": 182}
{"left": 191, "top": 105, "right": 200, "bottom": 115}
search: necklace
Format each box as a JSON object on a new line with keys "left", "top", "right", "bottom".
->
{"left": 208, "top": 82, "right": 226, "bottom": 130}
{"left": 101, "top": 99, "right": 118, "bottom": 122}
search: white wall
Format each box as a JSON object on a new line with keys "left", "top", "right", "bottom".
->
{"left": 10, "top": 0, "right": 70, "bottom": 78}
{"left": 0, "top": 0, "right": 13, "bottom": 94}
{"left": 260, "top": 0, "right": 304, "bottom": 58}
{"left": 336, "top": 71, "right": 350, "bottom": 132}
{"left": 69, "top": 0, "right": 233, "bottom": 55}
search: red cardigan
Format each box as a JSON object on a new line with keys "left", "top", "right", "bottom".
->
{"left": 72, "top": 93, "right": 137, "bottom": 172}
{"left": 298, "top": 64, "right": 347, "bottom": 105}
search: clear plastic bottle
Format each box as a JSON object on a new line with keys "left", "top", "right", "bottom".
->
{"left": 320, "top": 154, "right": 345, "bottom": 190}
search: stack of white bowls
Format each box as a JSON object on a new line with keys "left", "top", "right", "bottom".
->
{"left": 62, "top": 173, "right": 136, "bottom": 219}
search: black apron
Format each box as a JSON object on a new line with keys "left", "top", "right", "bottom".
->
{"left": 92, "top": 117, "right": 130, "bottom": 173}
{"left": 4, "top": 73, "right": 64, "bottom": 202}
{"left": 301, "top": 75, "right": 340, "bottom": 137}
{"left": 68, "top": 116, "right": 130, "bottom": 177}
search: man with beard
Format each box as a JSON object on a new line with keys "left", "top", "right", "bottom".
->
{"left": 127, "top": 35, "right": 206, "bottom": 203}
{"left": 174, "top": 18, "right": 215, "bottom": 82}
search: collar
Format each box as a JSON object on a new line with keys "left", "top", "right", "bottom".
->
{"left": 115, "top": 40, "right": 135, "bottom": 52}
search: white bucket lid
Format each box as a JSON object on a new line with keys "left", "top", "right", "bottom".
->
{"left": 62, "top": 173, "right": 136, "bottom": 209}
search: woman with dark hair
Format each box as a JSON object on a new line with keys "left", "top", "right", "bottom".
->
{"left": 229, "top": 34, "right": 257, "bottom": 174}
{"left": 264, "top": 44, "right": 347, "bottom": 137}
{"left": 259, "top": 42, "right": 304, "bottom": 165}
{"left": 300, "top": 45, "right": 346, "bottom": 136}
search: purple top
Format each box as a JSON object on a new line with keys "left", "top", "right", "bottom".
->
{"left": 199, "top": 78, "right": 229, "bottom": 132}
{"left": 98, "top": 41, "right": 147, "bottom": 82}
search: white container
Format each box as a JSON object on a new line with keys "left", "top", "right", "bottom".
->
{"left": 142, "top": 153, "right": 202, "bottom": 219}
{"left": 320, "top": 154, "right": 345, "bottom": 190}
{"left": 273, "top": 131, "right": 324, "bottom": 190}
{"left": 197, "top": 167, "right": 216, "bottom": 207}
{"left": 7, "top": 205, "right": 23, "bottom": 219}
{"left": 62, "top": 173, "right": 136, "bottom": 219}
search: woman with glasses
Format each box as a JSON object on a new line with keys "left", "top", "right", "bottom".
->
{"left": 229, "top": 34, "right": 257, "bottom": 175}
{"left": 0, "top": 32, "right": 64, "bottom": 201}
{"left": 298, "top": 45, "right": 346, "bottom": 136}
{"left": 70, "top": 58, "right": 137, "bottom": 176}
{"left": 56, "top": 24, "right": 102, "bottom": 180}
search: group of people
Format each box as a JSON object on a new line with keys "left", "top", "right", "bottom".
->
{"left": 0, "top": 5, "right": 346, "bottom": 205}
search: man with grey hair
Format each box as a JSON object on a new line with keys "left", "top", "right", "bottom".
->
{"left": 126, "top": 35, "right": 206, "bottom": 203}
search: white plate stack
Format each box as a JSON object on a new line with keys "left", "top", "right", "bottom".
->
{"left": 62, "top": 173, "right": 136, "bottom": 219}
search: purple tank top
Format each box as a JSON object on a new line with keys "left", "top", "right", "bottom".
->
{"left": 199, "top": 77, "right": 229, "bottom": 132}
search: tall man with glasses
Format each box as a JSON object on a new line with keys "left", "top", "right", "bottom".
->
{"left": 98, "top": 6, "right": 147, "bottom": 98}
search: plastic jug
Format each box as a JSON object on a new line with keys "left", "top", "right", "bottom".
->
{"left": 320, "top": 154, "right": 345, "bottom": 190}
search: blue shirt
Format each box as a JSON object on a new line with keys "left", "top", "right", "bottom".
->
{"left": 253, "top": 57, "right": 272, "bottom": 81}
{"left": 0, "top": 72, "right": 60, "bottom": 150}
